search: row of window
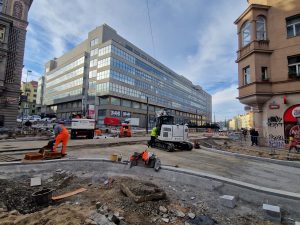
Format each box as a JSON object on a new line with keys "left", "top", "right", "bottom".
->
{"left": 243, "top": 54, "right": 300, "bottom": 85}
{"left": 46, "top": 77, "right": 83, "bottom": 95}
{"left": 47, "top": 56, "right": 85, "bottom": 80}
{"left": 99, "top": 45, "right": 201, "bottom": 97}
{"left": 241, "top": 15, "right": 300, "bottom": 47}
{"left": 99, "top": 96, "right": 203, "bottom": 120}
{"left": 89, "top": 67, "right": 207, "bottom": 110}
{"left": 47, "top": 67, "right": 84, "bottom": 88}
{"left": 96, "top": 82, "right": 203, "bottom": 113}
{"left": 44, "top": 88, "right": 82, "bottom": 105}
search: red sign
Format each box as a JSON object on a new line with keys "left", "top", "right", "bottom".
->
{"left": 104, "top": 117, "right": 120, "bottom": 126}
{"left": 284, "top": 104, "right": 300, "bottom": 123}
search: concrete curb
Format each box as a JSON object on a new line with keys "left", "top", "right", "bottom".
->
{"left": 200, "top": 145, "right": 300, "bottom": 169}
{"left": 0, "top": 158, "right": 300, "bottom": 201}
{"left": 0, "top": 140, "right": 148, "bottom": 153}
{"left": 161, "top": 165, "right": 300, "bottom": 201}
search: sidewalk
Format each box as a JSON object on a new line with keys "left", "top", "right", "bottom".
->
{"left": 0, "top": 136, "right": 149, "bottom": 152}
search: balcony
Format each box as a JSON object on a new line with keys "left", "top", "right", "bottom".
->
{"left": 237, "top": 40, "right": 273, "bottom": 62}
{"left": 288, "top": 73, "right": 300, "bottom": 79}
{"left": 237, "top": 82, "right": 272, "bottom": 106}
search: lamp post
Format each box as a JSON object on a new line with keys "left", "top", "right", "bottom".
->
{"left": 146, "top": 96, "right": 149, "bottom": 134}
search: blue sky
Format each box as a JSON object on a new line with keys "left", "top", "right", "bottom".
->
{"left": 22, "top": 0, "right": 248, "bottom": 121}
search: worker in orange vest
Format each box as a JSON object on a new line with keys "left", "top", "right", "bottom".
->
{"left": 53, "top": 121, "right": 69, "bottom": 156}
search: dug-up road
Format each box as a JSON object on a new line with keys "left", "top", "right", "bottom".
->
{"left": 67, "top": 144, "right": 300, "bottom": 194}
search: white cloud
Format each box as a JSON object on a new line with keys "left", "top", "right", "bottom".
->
{"left": 212, "top": 85, "right": 244, "bottom": 122}
{"left": 178, "top": 0, "right": 247, "bottom": 88}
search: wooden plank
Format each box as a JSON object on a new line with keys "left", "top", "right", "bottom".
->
{"left": 52, "top": 188, "right": 87, "bottom": 201}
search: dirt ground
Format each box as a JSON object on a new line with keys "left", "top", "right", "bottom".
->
{"left": 198, "top": 138, "right": 300, "bottom": 161}
{"left": 0, "top": 169, "right": 287, "bottom": 225}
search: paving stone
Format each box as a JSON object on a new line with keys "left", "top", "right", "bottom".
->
{"left": 176, "top": 210, "right": 185, "bottom": 218}
{"left": 188, "top": 212, "right": 196, "bottom": 219}
{"left": 162, "top": 218, "right": 170, "bottom": 223}
{"left": 30, "top": 177, "right": 41, "bottom": 187}
{"left": 159, "top": 206, "right": 168, "bottom": 213}
{"left": 220, "top": 195, "right": 236, "bottom": 208}
{"left": 262, "top": 204, "right": 281, "bottom": 222}
{"left": 90, "top": 212, "right": 115, "bottom": 225}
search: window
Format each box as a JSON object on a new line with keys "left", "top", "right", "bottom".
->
{"left": 241, "top": 21, "right": 251, "bottom": 46}
{"left": 256, "top": 16, "right": 266, "bottom": 40}
{"left": 287, "top": 15, "right": 300, "bottom": 37}
{"left": 122, "top": 99, "right": 131, "bottom": 107}
{"left": 0, "top": 115, "right": 4, "bottom": 127}
{"left": 0, "top": 25, "right": 5, "bottom": 42}
{"left": 98, "top": 109, "right": 106, "bottom": 117}
{"left": 90, "top": 38, "right": 98, "bottom": 47}
{"left": 99, "top": 97, "right": 109, "bottom": 105}
{"left": 132, "top": 101, "right": 140, "bottom": 109}
{"left": 111, "top": 97, "right": 120, "bottom": 106}
{"left": 288, "top": 55, "right": 300, "bottom": 78}
{"left": 261, "top": 67, "right": 268, "bottom": 80}
{"left": 243, "top": 66, "right": 251, "bottom": 85}
{"left": 89, "top": 59, "right": 97, "bottom": 67}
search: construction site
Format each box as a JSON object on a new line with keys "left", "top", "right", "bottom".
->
{"left": 0, "top": 120, "right": 300, "bottom": 225}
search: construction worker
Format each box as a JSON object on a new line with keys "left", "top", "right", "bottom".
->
{"left": 53, "top": 121, "right": 69, "bottom": 156}
{"left": 149, "top": 126, "right": 158, "bottom": 147}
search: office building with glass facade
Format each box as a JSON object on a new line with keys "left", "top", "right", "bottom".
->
{"left": 40, "top": 24, "right": 212, "bottom": 127}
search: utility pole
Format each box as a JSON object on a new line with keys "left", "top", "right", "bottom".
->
{"left": 146, "top": 96, "right": 149, "bottom": 134}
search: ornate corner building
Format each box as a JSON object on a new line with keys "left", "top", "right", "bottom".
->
{"left": 235, "top": 0, "right": 300, "bottom": 145}
{"left": 0, "top": 0, "right": 33, "bottom": 128}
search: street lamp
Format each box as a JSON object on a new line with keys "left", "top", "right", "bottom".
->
{"left": 146, "top": 96, "right": 149, "bottom": 134}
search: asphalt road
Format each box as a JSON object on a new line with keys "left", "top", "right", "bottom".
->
{"left": 67, "top": 144, "right": 300, "bottom": 194}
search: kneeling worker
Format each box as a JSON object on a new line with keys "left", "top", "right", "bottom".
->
{"left": 53, "top": 121, "right": 69, "bottom": 156}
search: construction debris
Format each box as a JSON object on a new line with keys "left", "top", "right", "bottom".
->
{"left": 120, "top": 181, "right": 166, "bottom": 203}
{"left": 263, "top": 204, "right": 281, "bottom": 222}
{"left": 220, "top": 195, "right": 236, "bottom": 208}
{"left": 30, "top": 177, "right": 41, "bottom": 187}
{"left": 52, "top": 188, "right": 87, "bottom": 201}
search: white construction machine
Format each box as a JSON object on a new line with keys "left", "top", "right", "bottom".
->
{"left": 148, "top": 110, "right": 193, "bottom": 152}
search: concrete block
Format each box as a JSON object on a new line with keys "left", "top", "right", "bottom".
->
{"left": 30, "top": 177, "right": 41, "bottom": 187}
{"left": 295, "top": 222, "right": 300, "bottom": 225}
{"left": 262, "top": 204, "right": 281, "bottom": 222}
{"left": 220, "top": 195, "right": 236, "bottom": 208}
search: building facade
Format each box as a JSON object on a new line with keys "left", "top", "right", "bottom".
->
{"left": 228, "top": 112, "right": 254, "bottom": 130}
{"left": 0, "top": 0, "right": 33, "bottom": 127}
{"left": 235, "top": 0, "right": 300, "bottom": 145}
{"left": 19, "top": 80, "right": 37, "bottom": 115}
{"left": 40, "top": 24, "right": 212, "bottom": 127}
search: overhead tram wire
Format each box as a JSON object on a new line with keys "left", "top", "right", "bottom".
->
{"left": 146, "top": 0, "right": 156, "bottom": 58}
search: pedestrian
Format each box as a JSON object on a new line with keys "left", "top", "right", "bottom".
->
{"left": 242, "top": 128, "right": 247, "bottom": 141}
{"left": 288, "top": 134, "right": 296, "bottom": 152}
{"left": 149, "top": 126, "right": 158, "bottom": 147}
{"left": 53, "top": 121, "right": 70, "bottom": 156}
{"left": 254, "top": 130, "right": 259, "bottom": 146}
{"left": 250, "top": 128, "right": 255, "bottom": 146}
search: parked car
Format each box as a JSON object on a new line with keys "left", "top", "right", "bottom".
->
{"left": 29, "top": 115, "right": 41, "bottom": 122}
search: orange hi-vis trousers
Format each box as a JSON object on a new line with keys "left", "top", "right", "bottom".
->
{"left": 53, "top": 126, "right": 69, "bottom": 154}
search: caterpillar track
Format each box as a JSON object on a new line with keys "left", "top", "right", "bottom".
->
{"left": 148, "top": 140, "right": 193, "bottom": 152}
